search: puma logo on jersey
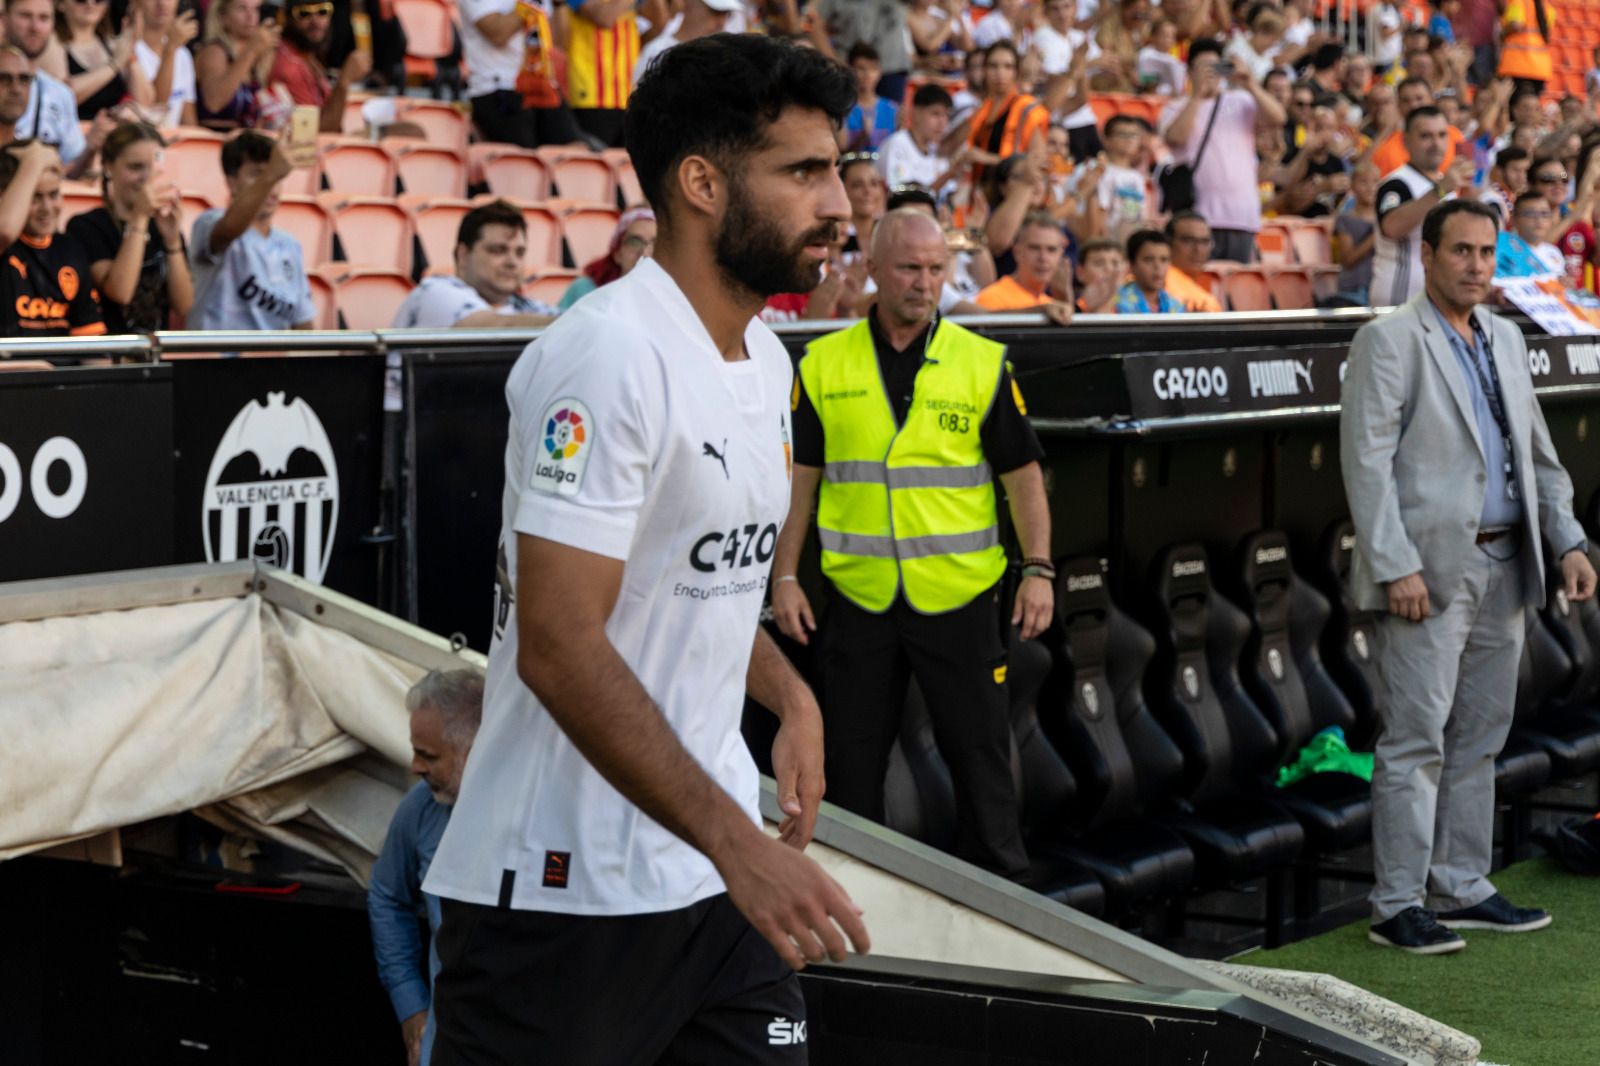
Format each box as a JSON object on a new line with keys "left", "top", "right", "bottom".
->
{"left": 703, "top": 438, "right": 728, "bottom": 479}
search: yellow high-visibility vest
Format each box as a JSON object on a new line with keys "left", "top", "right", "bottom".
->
{"left": 800, "top": 317, "right": 1009, "bottom": 614}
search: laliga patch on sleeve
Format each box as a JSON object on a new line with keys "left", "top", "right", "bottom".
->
{"left": 530, "top": 398, "right": 593, "bottom": 497}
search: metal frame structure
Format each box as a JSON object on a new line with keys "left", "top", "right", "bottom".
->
{"left": 0, "top": 561, "right": 1423, "bottom": 1064}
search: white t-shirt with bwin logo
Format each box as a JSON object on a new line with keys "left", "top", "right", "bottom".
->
{"left": 424, "top": 258, "right": 795, "bottom": 916}
{"left": 187, "top": 208, "right": 315, "bottom": 331}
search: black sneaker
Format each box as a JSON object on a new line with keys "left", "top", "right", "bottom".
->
{"left": 1436, "top": 893, "right": 1552, "bottom": 933}
{"left": 1368, "top": 907, "right": 1466, "bottom": 954}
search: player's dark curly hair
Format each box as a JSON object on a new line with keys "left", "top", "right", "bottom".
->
{"left": 625, "top": 33, "right": 854, "bottom": 223}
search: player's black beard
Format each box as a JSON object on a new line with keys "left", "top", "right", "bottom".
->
{"left": 714, "top": 179, "right": 837, "bottom": 300}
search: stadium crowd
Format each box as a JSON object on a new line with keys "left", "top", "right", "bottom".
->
{"left": 0, "top": 0, "right": 1590, "bottom": 344}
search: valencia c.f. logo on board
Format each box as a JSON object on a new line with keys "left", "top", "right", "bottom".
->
{"left": 202, "top": 391, "right": 340, "bottom": 582}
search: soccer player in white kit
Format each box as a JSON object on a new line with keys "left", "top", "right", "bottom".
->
{"left": 424, "top": 34, "right": 871, "bottom": 1064}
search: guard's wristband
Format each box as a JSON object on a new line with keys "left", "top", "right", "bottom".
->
{"left": 774, "top": 575, "right": 799, "bottom": 584}
{"left": 1021, "top": 564, "right": 1056, "bottom": 580}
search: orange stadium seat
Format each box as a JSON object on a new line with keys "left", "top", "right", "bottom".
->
{"left": 1267, "top": 269, "right": 1314, "bottom": 310}
{"left": 306, "top": 270, "right": 337, "bottom": 329}
{"left": 404, "top": 195, "right": 474, "bottom": 275}
{"left": 59, "top": 181, "right": 100, "bottom": 228}
{"left": 604, "top": 148, "right": 643, "bottom": 208}
{"left": 179, "top": 191, "right": 215, "bottom": 220}
{"left": 275, "top": 195, "right": 333, "bottom": 268}
{"left": 470, "top": 144, "right": 551, "bottom": 201}
{"left": 342, "top": 92, "right": 373, "bottom": 135}
{"left": 1256, "top": 224, "right": 1292, "bottom": 266}
{"left": 322, "top": 193, "right": 414, "bottom": 275}
{"left": 1287, "top": 221, "right": 1333, "bottom": 266}
{"left": 318, "top": 265, "right": 414, "bottom": 329}
{"left": 319, "top": 137, "right": 398, "bottom": 197}
{"left": 393, "top": 0, "right": 459, "bottom": 83}
{"left": 398, "top": 100, "right": 471, "bottom": 156}
{"left": 394, "top": 143, "right": 468, "bottom": 198}
{"left": 163, "top": 129, "right": 229, "bottom": 207}
{"left": 550, "top": 153, "right": 616, "bottom": 204}
{"left": 1223, "top": 269, "right": 1273, "bottom": 312}
{"left": 559, "top": 205, "right": 621, "bottom": 268}
{"left": 524, "top": 269, "right": 579, "bottom": 306}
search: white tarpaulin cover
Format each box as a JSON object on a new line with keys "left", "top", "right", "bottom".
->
{"left": 0, "top": 593, "right": 421, "bottom": 881}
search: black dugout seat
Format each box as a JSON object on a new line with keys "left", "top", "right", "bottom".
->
{"left": 885, "top": 657, "right": 1108, "bottom": 915}
{"left": 1515, "top": 545, "right": 1600, "bottom": 781}
{"left": 1143, "top": 545, "right": 1305, "bottom": 887}
{"left": 1309, "top": 521, "right": 1381, "bottom": 750}
{"left": 1027, "top": 557, "right": 1196, "bottom": 910}
{"left": 1231, "top": 531, "right": 1371, "bottom": 852}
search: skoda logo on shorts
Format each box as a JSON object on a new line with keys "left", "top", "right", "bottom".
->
{"left": 203, "top": 391, "right": 339, "bottom": 582}
{"left": 1079, "top": 681, "right": 1101, "bottom": 720}
{"left": 1181, "top": 664, "right": 1201, "bottom": 701}
{"left": 1267, "top": 647, "right": 1285, "bottom": 682}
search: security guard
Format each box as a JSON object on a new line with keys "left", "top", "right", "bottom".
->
{"left": 772, "top": 207, "right": 1054, "bottom": 877}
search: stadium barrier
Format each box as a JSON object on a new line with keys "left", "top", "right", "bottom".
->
{"left": 6, "top": 313, "right": 1600, "bottom": 651}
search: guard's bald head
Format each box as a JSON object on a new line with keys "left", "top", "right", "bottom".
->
{"left": 870, "top": 207, "right": 947, "bottom": 264}
{"left": 869, "top": 207, "right": 949, "bottom": 330}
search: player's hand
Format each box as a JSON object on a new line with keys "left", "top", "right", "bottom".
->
{"left": 1563, "top": 548, "right": 1597, "bottom": 602}
{"left": 1012, "top": 574, "right": 1055, "bottom": 639}
{"left": 1386, "top": 572, "right": 1430, "bottom": 622}
{"left": 770, "top": 695, "right": 825, "bottom": 849}
{"left": 772, "top": 580, "right": 816, "bottom": 644}
{"left": 716, "top": 830, "right": 869, "bottom": 970}
{"left": 400, "top": 1010, "right": 426, "bottom": 1066}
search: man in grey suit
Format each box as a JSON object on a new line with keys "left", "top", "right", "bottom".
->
{"left": 1341, "top": 199, "right": 1597, "bottom": 955}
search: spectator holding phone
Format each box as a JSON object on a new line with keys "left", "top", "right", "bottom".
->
{"left": 1160, "top": 38, "right": 1286, "bottom": 262}
{"left": 66, "top": 121, "right": 193, "bottom": 333}
{"left": 187, "top": 128, "right": 317, "bottom": 331}
{"left": 132, "top": 0, "right": 199, "bottom": 127}
{"left": 270, "top": 0, "right": 370, "bottom": 132}
{"left": 45, "top": 0, "right": 155, "bottom": 122}
{"left": 195, "top": 0, "right": 284, "bottom": 131}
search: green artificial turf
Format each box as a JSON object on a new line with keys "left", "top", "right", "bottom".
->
{"left": 1240, "top": 859, "right": 1599, "bottom": 1066}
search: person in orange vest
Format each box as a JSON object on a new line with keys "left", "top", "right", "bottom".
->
{"left": 1497, "top": 0, "right": 1554, "bottom": 97}
{"left": 966, "top": 40, "right": 1051, "bottom": 189}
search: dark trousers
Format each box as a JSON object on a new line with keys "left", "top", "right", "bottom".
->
{"left": 470, "top": 90, "right": 583, "bottom": 148}
{"left": 1210, "top": 227, "right": 1259, "bottom": 264}
{"left": 431, "top": 893, "right": 806, "bottom": 1065}
{"left": 819, "top": 583, "right": 1029, "bottom": 876}
{"left": 574, "top": 107, "right": 628, "bottom": 148}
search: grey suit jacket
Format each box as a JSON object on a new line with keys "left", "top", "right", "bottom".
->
{"left": 1339, "top": 294, "right": 1587, "bottom": 613}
